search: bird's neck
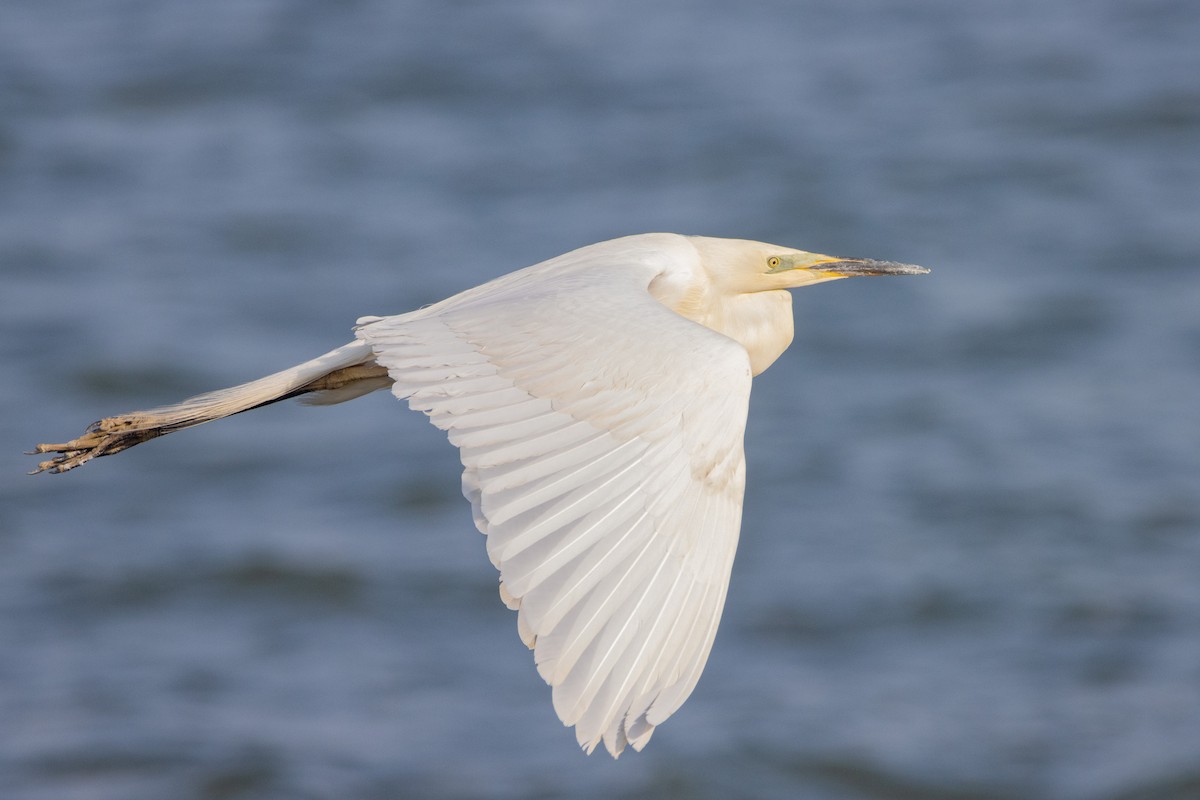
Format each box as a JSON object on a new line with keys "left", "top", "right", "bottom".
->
{"left": 654, "top": 278, "right": 795, "bottom": 376}
{"left": 703, "top": 290, "right": 794, "bottom": 376}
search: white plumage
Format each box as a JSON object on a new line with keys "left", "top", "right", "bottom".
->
{"left": 31, "top": 232, "right": 928, "bottom": 756}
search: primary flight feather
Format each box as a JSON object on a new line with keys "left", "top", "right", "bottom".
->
{"left": 31, "top": 232, "right": 928, "bottom": 756}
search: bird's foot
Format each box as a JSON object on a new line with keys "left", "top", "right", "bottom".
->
{"left": 28, "top": 415, "right": 164, "bottom": 474}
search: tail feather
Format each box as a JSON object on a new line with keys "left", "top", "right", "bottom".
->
{"left": 30, "top": 341, "right": 388, "bottom": 474}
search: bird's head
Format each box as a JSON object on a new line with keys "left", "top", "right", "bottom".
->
{"left": 687, "top": 235, "right": 930, "bottom": 294}
{"left": 661, "top": 235, "right": 929, "bottom": 375}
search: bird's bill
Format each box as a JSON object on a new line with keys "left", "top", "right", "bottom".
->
{"left": 768, "top": 253, "right": 930, "bottom": 279}
{"left": 801, "top": 256, "right": 930, "bottom": 278}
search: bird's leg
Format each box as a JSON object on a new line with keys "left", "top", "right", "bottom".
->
{"left": 29, "top": 413, "right": 172, "bottom": 474}
{"left": 29, "top": 356, "right": 393, "bottom": 475}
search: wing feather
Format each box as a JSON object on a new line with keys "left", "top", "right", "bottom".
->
{"left": 357, "top": 237, "right": 752, "bottom": 755}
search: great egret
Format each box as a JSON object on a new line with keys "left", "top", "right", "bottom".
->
{"left": 31, "top": 233, "right": 928, "bottom": 756}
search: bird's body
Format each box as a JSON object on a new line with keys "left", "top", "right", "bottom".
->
{"left": 31, "top": 233, "right": 928, "bottom": 756}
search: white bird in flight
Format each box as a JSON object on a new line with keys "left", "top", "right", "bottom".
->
{"left": 31, "top": 233, "right": 928, "bottom": 756}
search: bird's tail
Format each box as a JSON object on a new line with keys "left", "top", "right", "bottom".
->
{"left": 29, "top": 341, "right": 390, "bottom": 474}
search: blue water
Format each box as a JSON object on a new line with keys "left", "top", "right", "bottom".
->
{"left": 3, "top": 1, "right": 1199, "bottom": 798}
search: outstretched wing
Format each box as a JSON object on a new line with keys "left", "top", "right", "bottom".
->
{"left": 357, "top": 249, "right": 752, "bottom": 756}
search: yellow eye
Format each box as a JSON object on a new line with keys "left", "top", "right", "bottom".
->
{"left": 767, "top": 256, "right": 781, "bottom": 269}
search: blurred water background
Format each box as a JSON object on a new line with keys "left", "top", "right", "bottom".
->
{"left": 3, "top": 1, "right": 1199, "bottom": 798}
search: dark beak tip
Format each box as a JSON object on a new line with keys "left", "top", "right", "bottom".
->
{"left": 824, "top": 259, "right": 930, "bottom": 276}
{"left": 864, "top": 260, "right": 930, "bottom": 276}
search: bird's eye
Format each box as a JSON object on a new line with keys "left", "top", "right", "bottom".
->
{"left": 767, "top": 256, "right": 781, "bottom": 269}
